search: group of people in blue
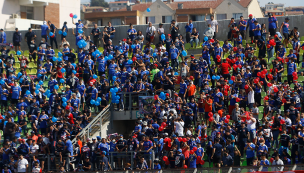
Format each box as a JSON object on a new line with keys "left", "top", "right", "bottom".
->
{"left": 0, "top": 13, "right": 304, "bottom": 172}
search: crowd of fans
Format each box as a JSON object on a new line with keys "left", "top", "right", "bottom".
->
{"left": 0, "top": 13, "right": 304, "bottom": 173}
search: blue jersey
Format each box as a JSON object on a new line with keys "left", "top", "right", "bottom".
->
{"left": 127, "top": 28, "right": 137, "bottom": 40}
{"left": 283, "top": 22, "right": 289, "bottom": 33}
{"left": 44, "top": 62, "right": 53, "bottom": 72}
{"left": 179, "top": 82, "right": 187, "bottom": 94}
{"left": 108, "top": 63, "right": 117, "bottom": 75}
{"left": 170, "top": 48, "right": 179, "bottom": 59}
{"left": 239, "top": 20, "right": 247, "bottom": 31}
{"left": 287, "top": 62, "right": 297, "bottom": 75}
{"left": 268, "top": 17, "right": 277, "bottom": 29}
{"left": 254, "top": 24, "right": 261, "bottom": 36}
{"left": 189, "top": 155, "right": 197, "bottom": 168}
{"left": 248, "top": 18, "right": 256, "bottom": 30}
{"left": 78, "top": 52, "right": 86, "bottom": 63}
{"left": 11, "top": 86, "right": 21, "bottom": 99}
{"left": 41, "top": 24, "right": 49, "bottom": 35}
{"left": 246, "top": 143, "right": 255, "bottom": 158}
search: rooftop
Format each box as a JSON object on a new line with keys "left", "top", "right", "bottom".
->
{"left": 109, "top": 1, "right": 129, "bottom": 3}
{"left": 118, "top": 0, "right": 252, "bottom": 12}
{"left": 286, "top": 11, "right": 304, "bottom": 15}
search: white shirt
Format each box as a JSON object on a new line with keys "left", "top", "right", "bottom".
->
{"left": 174, "top": 121, "right": 184, "bottom": 136}
{"left": 207, "top": 19, "right": 218, "bottom": 31}
{"left": 17, "top": 158, "right": 28, "bottom": 172}
{"left": 32, "top": 167, "right": 41, "bottom": 173}
{"left": 272, "top": 159, "right": 284, "bottom": 171}
{"left": 159, "top": 110, "right": 165, "bottom": 118}
{"left": 30, "top": 144, "right": 39, "bottom": 153}
{"left": 248, "top": 90, "right": 255, "bottom": 104}
{"left": 246, "top": 118, "right": 256, "bottom": 130}
{"left": 146, "top": 26, "right": 156, "bottom": 36}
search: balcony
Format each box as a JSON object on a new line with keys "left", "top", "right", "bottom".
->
{"left": 5, "top": 18, "right": 43, "bottom": 30}
{"left": 14, "top": 0, "right": 59, "bottom": 6}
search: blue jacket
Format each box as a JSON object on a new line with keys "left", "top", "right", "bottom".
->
{"left": 13, "top": 32, "right": 22, "bottom": 42}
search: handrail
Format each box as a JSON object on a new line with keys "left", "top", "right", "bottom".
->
{"left": 72, "top": 105, "right": 110, "bottom": 144}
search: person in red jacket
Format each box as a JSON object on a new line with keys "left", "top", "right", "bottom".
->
{"left": 221, "top": 59, "right": 231, "bottom": 80}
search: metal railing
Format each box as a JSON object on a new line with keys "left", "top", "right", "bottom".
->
{"left": 72, "top": 105, "right": 111, "bottom": 144}
{"left": 26, "top": 162, "right": 304, "bottom": 173}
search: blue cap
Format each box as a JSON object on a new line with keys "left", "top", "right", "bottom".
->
{"left": 102, "top": 151, "right": 106, "bottom": 155}
{"left": 96, "top": 136, "right": 101, "bottom": 140}
{"left": 172, "top": 134, "right": 176, "bottom": 137}
{"left": 78, "top": 19, "right": 81, "bottom": 21}
{"left": 102, "top": 74, "right": 106, "bottom": 77}
{"left": 177, "top": 149, "right": 182, "bottom": 153}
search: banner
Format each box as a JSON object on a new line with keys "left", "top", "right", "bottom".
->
{"left": 138, "top": 96, "right": 155, "bottom": 117}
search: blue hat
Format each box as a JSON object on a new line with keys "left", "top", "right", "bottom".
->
{"left": 177, "top": 149, "right": 182, "bottom": 153}
{"left": 102, "top": 151, "right": 106, "bottom": 155}
{"left": 78, "top": 19, "right": 81, "bottom": 21}
{"left": 96, "top": 136, "right": 101, "bottom": 140}
{"left": 172, "top": 134, "right": 176, "bottom": 137}
{"left": 102, "top": 74, "right": 106, "bottom": 77}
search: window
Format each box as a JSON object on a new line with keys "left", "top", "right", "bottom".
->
{"left": 111, "top": 18, "right": 121, "bottom": 25}
{"left": 123, "top": 3, "right": 127, "bottom": 5}
{"left": 20, "top": 6, "right": 34, "bottom": 19}
{"left": 146, "top": 16, "right": 155, "bottom": 24}
{"left": 192, "top": 15, "right": 210, "bottom": 21}
{"left": 118, "top": 3, "right": 121, "bottom": 5}
{"left": 232, "top": 13, "right": 242, "bottom": 19}
{"left": 162, "top": 16, "right": 172, "bottom": 23}
{"left": 216, "top": 14, "right": 227, "bottom": 20}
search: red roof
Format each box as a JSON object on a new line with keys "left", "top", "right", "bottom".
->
{"left": 109, "top": 1, "right": 129, "bottom": 4}
{"left": 237, "top": 0, "right": 252, "bottom": 8}
{"left": 286, "top": 11, "right": 303, "bottom": 15}
{"left": 167, "top": 0, "right": 224, "bottom": 10}
{"left": 118, "top": 0, "right": 252, "bottom": 12}
{"left": 118, "top": 3, "right": 152, "bottom": 11}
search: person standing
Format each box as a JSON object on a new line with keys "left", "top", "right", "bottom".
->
{"left": 272, "top": 154, "right": 284, "bottom": 171}
{"left": 25, "top": 28, "right": 36, "bottom": 49}
{"left": 246, "top": 14, "right": 256, "bottom": 44}
{"left": 0, "top": 29, "right": 7, "bottom": 43}
{"left": 146, "top": 22, "right": 156, "bottom": 44}
{"left": 107, "top": 22, "right": 115, "bottom": 40}
{"left": 238, "top": 16, "right": 247, "bottom": 40}
{"left": 72, "top": 19, "right": 86, "bottom": 35}
{"left": 61, "top": 21, "right": 68, "bottom": 41}
{"left": 91, "top": 24, "right": 101, "bottom": 48}
{"left": 185, "top": 19, "right": 193, "bottom": 43}
{"left": 211, "top": 138, "right": 223, "bottom": 168}
{"left": 205, "top": 14, "right": 218, "bottom": 39}
{"left": 127, "top": 23, "right": 137, "bottom": 42}
{"left": 268, "top": 13, "right": 278, "bottom": 36}
{"left": 280, "top": 17, "right": 290, "bottom": 47}
{"left": 40, "top": 21, "right": 49, "bottom": 41}
{"left": 13, "top": 28, "right": 22, "bottom": 52}
{"left": 15, "top": 155, "right": 28, "bottom": 173}
{"left": 170, "top": 20, "right": 179, "bottom": 40}
{"left": 48, "top": 21, "right": 58, "bottom": 49}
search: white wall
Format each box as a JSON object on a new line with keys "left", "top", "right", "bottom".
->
{"left": 0, "top": 0, "right": 20, "bottom": 29}
{"left": 248, "top": 0, "right": 264, "bottom": 18}
{"left": 59, "top": 0, "right": 80, "bottom": 29}
{"left": 215, "top": 0, "right": 247, "bottom": 19}
{"left": 33, "top": 6, "right": 44, "bottom": 21}
{"left": 140, "top": 0, "right": 174, "bottom": 24}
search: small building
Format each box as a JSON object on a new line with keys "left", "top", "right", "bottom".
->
{"left": 0, "top": 0, "right": 80, "bottom": 31}
{"left": 84, "top": 0, "right": 264, "bottom": 26}
{"left": 109, "top": 1, "right": 134, "bottom": 12}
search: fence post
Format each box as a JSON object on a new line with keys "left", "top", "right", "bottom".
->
{"left": 28, "top": 157, "right": 32, "bottom": 172}
{"left": 110, "top": 152, "right": 114, "bottom": 170}
{"left": 110, "top": 104, "right": 114, "bottom": 129}
{"left": 131, "top": 152, "right": 134, "bottom": 169}
{"left": 99, "top": 112, "right": 103, "bottom": 137}
{"left": 152, "top": 150, "right": 155, "bottom": 169}
{"left": 48, "top": 155, "right": 51, "bottom": 172}
{"left": 193, "top": 168, "right": 197, "bottom": 173}
{"left": 129, "top": 93, "right": 132, "bottom": 119}
{"left": 292, "top": 164, "right": 297, "bottom": 171}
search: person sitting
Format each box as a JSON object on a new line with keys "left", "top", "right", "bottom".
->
{"left": 190, "top": 28, "right": 200, "bottom": 48}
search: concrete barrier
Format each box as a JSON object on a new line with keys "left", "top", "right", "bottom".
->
{"left": 3, "top": 15, "right": 304, "bottom": 51}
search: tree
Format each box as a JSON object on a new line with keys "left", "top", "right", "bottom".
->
{"left": 91, "top": 0, "right": 109, "bottom": 7}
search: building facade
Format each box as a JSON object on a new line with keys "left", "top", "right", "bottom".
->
{"left": 0, "top": 0, "right": 80, "bottom": 31}
{"left": 85, "top": 0, "right": 264, "bottom": 26}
